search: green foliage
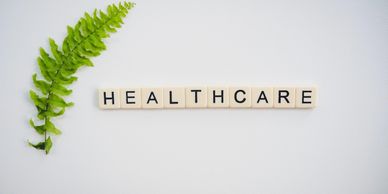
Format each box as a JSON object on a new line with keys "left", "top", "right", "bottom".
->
{"left": 29, "top": 2, "right": 134, "bottom": 154}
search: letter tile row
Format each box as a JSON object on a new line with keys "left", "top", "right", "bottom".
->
{"left": 98, "top": 87, "right": 317, "bottom": 109}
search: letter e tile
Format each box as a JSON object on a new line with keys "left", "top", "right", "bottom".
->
{"left": 296, "top": 87, "right": 317, "bottom": 108}
{"left": 120, "top": 88, "right": 142, "bottom": 109}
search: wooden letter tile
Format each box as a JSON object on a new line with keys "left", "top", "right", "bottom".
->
{"left": 163, "top": 87, "right": 186, "bottom": 108}
{"left": 120, "top": 88, "right": 142, "bottom": 109}
{"left": 185, "top": 87, "right": 207, "bottom": 108}
{"left": 141, "top": 88, "right": 163, "bottom": 109}
{"left": 273, "top": 87, "right": 295, "bottom": 108}
{"left": 207, "top": 87, "right": 229, "bottom": 108}
{"left": 99, "top": 88, "right": 121, "bottom": 109}
{"left": 229, "top": 87, "right": 251, "bottom": 108}
{"left": 251, "top": 87, "right": 273, "bottom": 108}
{"left": 296, "top": 87, "right": 317, "bottom": 108}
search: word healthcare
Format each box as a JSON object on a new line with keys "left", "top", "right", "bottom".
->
{"left": 98, "top": 87, "right": 317, "bottom": 109}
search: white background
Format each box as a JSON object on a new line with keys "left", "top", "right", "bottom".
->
{"left": 0, "top": 0, "right": 387, "bottom": 193}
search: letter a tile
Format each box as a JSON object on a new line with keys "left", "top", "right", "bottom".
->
{"left": 142, "top": 88, "right": 163, "bottom": 109}
{"left": 251, "top": 87, "right": 273, "bottom": 108}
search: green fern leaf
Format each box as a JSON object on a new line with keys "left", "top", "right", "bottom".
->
{"left": 29, "top": 1, "right": 135, "bottom": 154}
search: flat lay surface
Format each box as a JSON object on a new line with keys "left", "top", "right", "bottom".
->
{"left": 0, "top": 0, "right": 387, "bottom": 193}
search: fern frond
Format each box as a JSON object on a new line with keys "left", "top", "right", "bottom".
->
{"left": 29, "top": 1, "right": 135, "bottom": 154}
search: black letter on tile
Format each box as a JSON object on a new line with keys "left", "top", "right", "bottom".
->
{"left": 126, "top": 91, "right": 135, "bottom": 104}
{"left": 213, "top": 90, "right": 224, "bottom": 103}
{"left": 169, "top": 91, "right": 178, "bottom": 104}
{"left": 302, "top": 90, "right": 312, "bottom": 104}
{"left": 257, "top": 91, "right": 269, "bottom": 103}
{"left": 104, "top": 92, "right": 115, "bottom": 105}
{"left": 234, "top": 90, "right": 246, "bottom": 103}
{"left": 191, "top": 89, "right": 201, "bottom": 103}
{"left": 278, "top": 90, "right": 290, "bottom": 103}
{"left": 147, "top": 92, "right": 158, "bottom": 104}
